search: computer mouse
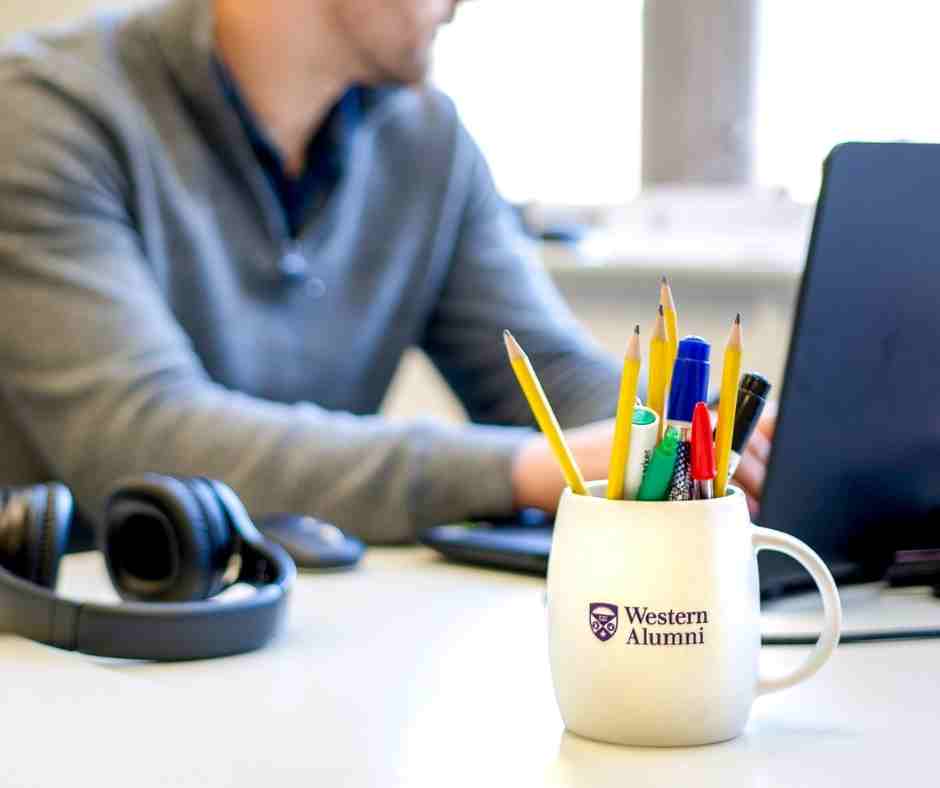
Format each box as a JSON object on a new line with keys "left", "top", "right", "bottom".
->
{"left": 256, "top": 514, "right": 364, "bottom": 570}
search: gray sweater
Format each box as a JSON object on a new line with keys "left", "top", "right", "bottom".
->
{"left": 0, "top": 0, "right": 620, "bottom": 542}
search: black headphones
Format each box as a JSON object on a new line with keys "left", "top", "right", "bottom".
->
{"left": 0, "top": 474, "right": 295, "bottom": 661}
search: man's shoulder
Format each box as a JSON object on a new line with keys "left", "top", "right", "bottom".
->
{"left": 365, "top": 84, "right": 456, "bottom": 130}
{"left": 364, "top": 85, "right": 476, "bottom": 166}
{"left": 0, "top": 7, "right": 169, "bottom": 189}
{"left": 0, "top": 6, "right": 167, "bottom": 135}
{"left": 0, "top": 10, "right": 128, "bottom": 87}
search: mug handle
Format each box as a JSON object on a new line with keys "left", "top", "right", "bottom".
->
{"left": 752, "top": 526, "right": 843, "bottom": 695}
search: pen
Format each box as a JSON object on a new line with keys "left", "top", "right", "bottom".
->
{"left": 690, "top": 402, "right": 715, "bottom": 500}
{"left": 607, "top": 325, "right": 642, "bottom": 500}
{"left": 623, "top": 406, "right": 660, "bottom": 500}
{"left": 637, "top": 427, "right": 681, "bottom": 501}
{"left": 714, "top": 314, "right": 743, "bottom": 498}
{"left": 665, "top": 335, "right": 711, "bottom": 501}
{"left": 503, "top": 330, "right": 588, "bottom": 495}
{"left": 727, "top": 372, "right": 772, "bottom": 477}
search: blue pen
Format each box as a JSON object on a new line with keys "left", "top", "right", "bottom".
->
{"left": 665, "top": 336, "right": 711, "bottom": 500}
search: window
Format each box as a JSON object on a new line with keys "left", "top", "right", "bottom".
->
{"left": 432, "top": 1, "right": 643, "bottom": 206}
{"left": 756, "top": 1, "right": 940, "bottom": 203}
{"left": 438, "top": 2, "right": 940, "bottom": 209}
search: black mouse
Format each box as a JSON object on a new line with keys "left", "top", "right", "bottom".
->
{"left": 257, "top": 514, "right": 364, "bottom": 570}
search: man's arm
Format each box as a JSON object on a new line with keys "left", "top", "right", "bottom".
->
{"left": 421, "top": 124, "right": 623, "bottom": 431}
{"left": 0, "top": 70, "right": 526, "bottom": 542}
{"left": 420, "top": 123, "right": 624, "bottom": 507}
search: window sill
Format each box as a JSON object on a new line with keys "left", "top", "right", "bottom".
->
{"left": 529, "top": 186, "right": 813, "bottom": 284}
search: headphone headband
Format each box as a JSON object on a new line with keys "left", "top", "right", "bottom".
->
{"left": 0, "top": 478, "right": 295, "bottom": 661}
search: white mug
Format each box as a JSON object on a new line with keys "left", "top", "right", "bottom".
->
{"left": 546, "top": 482, "right": 842, "bottom": 747}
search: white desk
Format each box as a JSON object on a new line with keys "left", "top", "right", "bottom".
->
{"left": 2, "top": 549, "right": 938, "bottom": 788}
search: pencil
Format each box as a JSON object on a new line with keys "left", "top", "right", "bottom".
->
{"left": 503, "top": 331, "right": 588, "bottom": 496}
{"left": 660, "top": 276, "right": 679, "bottom": 415}
{"left": 607, "top": 325, "right": 642, "bottom": 500}
{"left": 714, "top": 314, "right": 744, "bottom": 498}
{"left": 648, "top": 304, "right": 668, "bottom": 438}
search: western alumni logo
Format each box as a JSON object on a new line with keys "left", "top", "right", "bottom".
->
{"left": 588, "top": 603, "right": 619, "bottom": 642}
{"left": 588, "top": 603, "right": 709, "bottom": 646}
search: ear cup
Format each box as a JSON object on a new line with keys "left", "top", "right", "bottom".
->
{"left": 180, "top": 477, "right": 234, "bottom": 596}
{"left": 0, "top": 487, "right": 29, "bottom": 577}
{"left": 104, "top": 475, "right": 234, "bottom": 602}
{"left": 33, "top": 483, "right": 73, "bottom": 589}
{"left": 0, "top": 483, "right": 72, "bottom": 589}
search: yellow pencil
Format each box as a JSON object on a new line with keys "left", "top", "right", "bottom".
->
{"left": 714, "top": 314, "right": 744, "bottom": 498}
{"left": 660, "top": 275, "right": 679, "bottom": 414}
{"left": 647, "top": 304, "right": 668, "bottom": 438}
{"left": 607, "top": 325, "right": 642, "bottom": 500}
{"left": 503, "top": 331, "right": 587, "bottom": 495}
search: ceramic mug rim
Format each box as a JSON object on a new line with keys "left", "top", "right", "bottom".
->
{"left": 567, "top": 480, "right": 745, "bottom": 509}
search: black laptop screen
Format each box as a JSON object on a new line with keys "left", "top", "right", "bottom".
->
{"left": 760, "top": 142, "right": 940, "bottom": 578}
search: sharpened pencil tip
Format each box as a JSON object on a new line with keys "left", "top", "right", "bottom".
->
{"left": 659, "top": 276, "right": 676, "bottom": 310}
{"left": 734, "top": 313, "right": 741, "bottom": 324}
{"left": 661, "top": 274, "right": 668, "bottom": 286}
{"left": 503, "top": 330, "right": 524, "bottom": 360}
{"left": 625, "top": 325, "right": 642, "bottom": 360}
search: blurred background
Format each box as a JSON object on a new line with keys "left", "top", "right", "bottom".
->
{"left": 2, "top": 0, "right": 937, "bottom": 420}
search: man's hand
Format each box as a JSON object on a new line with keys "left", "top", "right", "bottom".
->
{"left": 731, "top": 401, "right": 777, "bottom": 519}
{"left": 511, "top": 404, "right": 778, "bottom": 516}
{"left": 512, "top": 419, "right": 616, "bottom": 511}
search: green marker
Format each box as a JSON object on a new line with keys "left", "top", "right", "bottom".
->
{"left": 637, "top": 427, "right": 681, "bottom": 501}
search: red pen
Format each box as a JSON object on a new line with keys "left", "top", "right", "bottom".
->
{"left": 690, "top": 402, "right": 716, "bottom": 500}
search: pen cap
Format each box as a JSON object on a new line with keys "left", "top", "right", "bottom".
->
{"left": 667, "top": 336, "right": 711, "bottom": 424}
{"left": 690, "top": 402, "right": 716, "bottom": 481}
{"left": 731, "top": 373, "right": 772, "bottom": 453}
{"left": 623, "top": 407, "right": 660, "bottom": 500}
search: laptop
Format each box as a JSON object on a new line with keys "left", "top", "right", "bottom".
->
{"left": 422, "top": 142, "right": 940, "bottom": 598}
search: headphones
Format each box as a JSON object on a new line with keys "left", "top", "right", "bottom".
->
{"left": 0, "top": 474, "right": 295, "bottom": 661}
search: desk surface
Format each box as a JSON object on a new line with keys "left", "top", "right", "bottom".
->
{"left": 2, "top": 548, "right": 938, "bottom": 788}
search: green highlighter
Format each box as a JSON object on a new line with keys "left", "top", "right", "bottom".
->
{"left": 637, "top": 427, "right": 681, "bottom": 502}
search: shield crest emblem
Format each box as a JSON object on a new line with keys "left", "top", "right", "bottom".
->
{"left": 589, "top": 603, "right": 618, "bottom": 642}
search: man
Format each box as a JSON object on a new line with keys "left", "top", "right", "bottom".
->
{"left": 0, "top": 0, "right": 772, "bottom": 543}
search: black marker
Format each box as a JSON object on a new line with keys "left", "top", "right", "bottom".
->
{"left": 727, "top": 373, "right": 772, "bottom": 476}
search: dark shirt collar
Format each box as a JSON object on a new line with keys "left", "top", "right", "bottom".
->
{"left": 149, "top": 0, "right": 395, "bottom": 243}
{"left": 212, "top": 55, "right": 363, "bottom": 238}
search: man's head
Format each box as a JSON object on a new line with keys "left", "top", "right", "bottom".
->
{"left": 327, "top": 0, "right": 460, "bottom": 85}
{"left": 213, "top": 0, "right": 463, "bottom": 142}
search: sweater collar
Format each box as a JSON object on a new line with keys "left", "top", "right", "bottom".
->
{"left": 150, "top": 0, "right": 224, "bottom": 125}
{"left": 212, "top": 53, "right": 364, "bottom": 237}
